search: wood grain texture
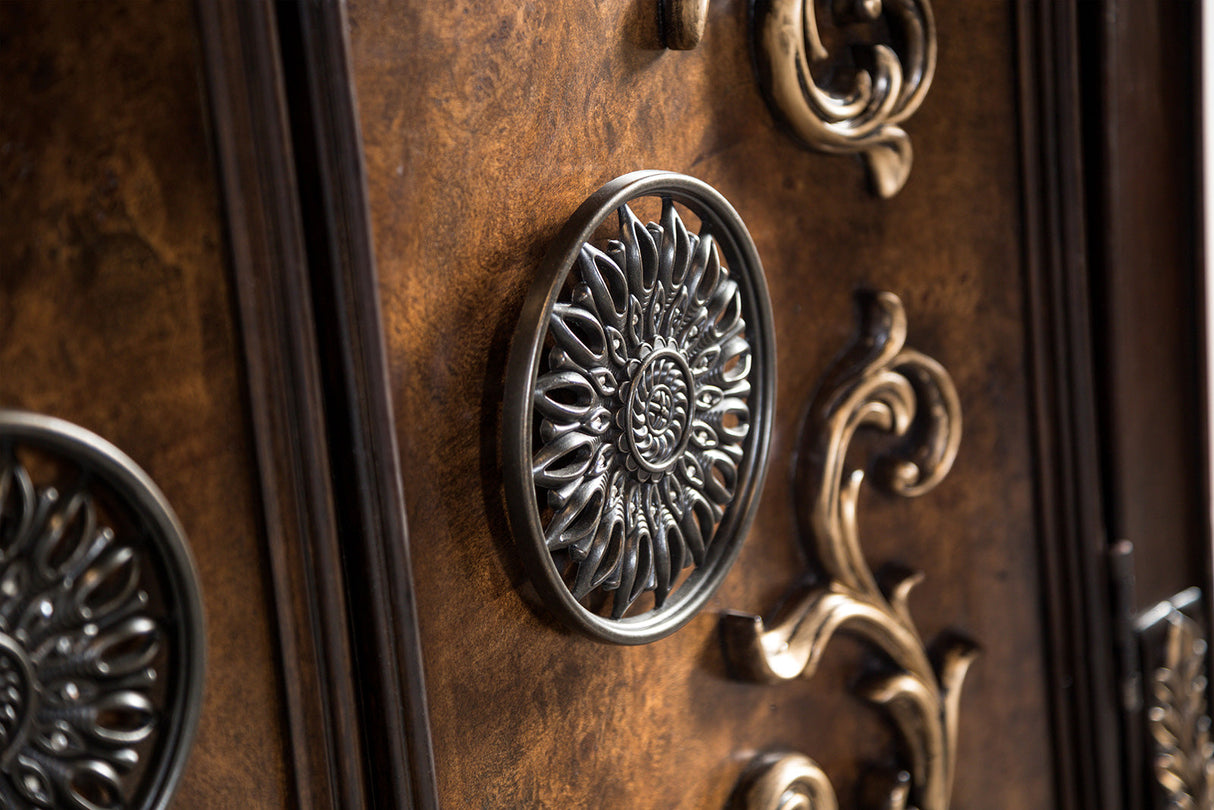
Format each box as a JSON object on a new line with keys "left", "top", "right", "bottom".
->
{"left": 273, "top": 1, "right": 439, "bottom": 805}
{"left": 348, "top": 1, "right": 1056, "bottom": 807}
{"left": 0, "top": 1, "right": 292, "bottom": 807}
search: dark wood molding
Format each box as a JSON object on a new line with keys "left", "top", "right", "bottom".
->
{"left": 1015, "top": 2, "right": 1123, "bottom": 810}
{"left": 195, "top": 2, "right": 371, "bottom": 807}
{"left": 1084, "top": 0, "right": 1205, "bottom": 608}
{"left": 1197, "top": 2, "right": 1214, "bottom": 703}
{"left": 1080, "top": 3, "right": 1206, "bottom": 808}
{"left": 273, "top": 1, "right": 439, "bottom": 807}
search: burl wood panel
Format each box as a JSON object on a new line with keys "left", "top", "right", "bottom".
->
{"left": 350, "top": 1, "right": 1054, "bottom": 807}
{"left": 0, "top": 2, "right": 292, "bottom": 806}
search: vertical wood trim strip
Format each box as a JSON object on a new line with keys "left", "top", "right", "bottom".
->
{"left": 274, "top": 1, "right": 440, "bottom": 807}
{"left": 1199, "top": 0, "right": 1214, "bottom": 670}
{"left": 195, "top": 2, "right": 370, "bottom": 807}
{"left": 1015, "top": 2, "right": 1123, "bottom": 810}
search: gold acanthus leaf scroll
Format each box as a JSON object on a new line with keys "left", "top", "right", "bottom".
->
{"left": 721, "top": 291, "right": 976, "bottom": 810}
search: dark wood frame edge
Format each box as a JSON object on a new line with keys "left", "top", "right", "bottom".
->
{"left": 196, "top": 1, "right": 375, "bottom": 807}
{"left": 1015, "top": 2, "right": 1123, "bottom": 810}
{"left": 274, "top": 1, "right": 440, "bottom": 807}
{"left": 1081, "top": 3, "right": 1208, "bottom": 807}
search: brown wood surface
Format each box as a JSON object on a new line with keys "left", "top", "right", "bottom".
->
{"left": 1085, "top": 0, "right": 1207, "bottom": 612}
{"left": 197, "top": 1, "right": 379, "bottom": 807}
{"left": 0, "top": 2, "right": 292, "bottom": 806}
{"left": 1, "top": 0, "right": 1202, "bottom": 808}
{"left": 1079, "top": 3, "right": 1208, "bottom": 806}
{"left": 348, "top": 1, "right": 1057, "bottom": 807}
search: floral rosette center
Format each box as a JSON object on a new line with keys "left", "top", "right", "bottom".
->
{"left": 618, "top": 339, "right": 694, "bottom": 479}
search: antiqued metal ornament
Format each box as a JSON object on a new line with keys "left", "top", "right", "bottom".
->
{"left": 661, "top": 0, "right": 711, "bottom": 49}
{"left": 505, "top": 171, "right": 775, "bottom": 645}
{"left": 722, "top": 291, "right": 975, "bottom": 810}
{"left": 0, "top": 410, "right": 204, "bottom": 810}
{"left": 752, "top": 0, "right": 937, "bottom": 197}
{"left": 1138, "top": 592, "right": 1214, "bottom": 810}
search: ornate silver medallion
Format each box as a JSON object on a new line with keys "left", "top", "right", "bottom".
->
{"left": 0, "top": 411, "right": 204, "bottom": 810}
{"left": 506, "top": 171, "right": 775, "bottom": 644}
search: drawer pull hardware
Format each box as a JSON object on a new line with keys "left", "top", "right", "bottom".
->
{"left": 0, "top": 411, "right": 204, "bottom": 810}
{"left": 506, "top": 172, "right": 775, "bottom": 645}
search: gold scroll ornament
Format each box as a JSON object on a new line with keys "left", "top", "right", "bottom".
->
{"left": 722, "top": 291, "right": 976, "bottom": 810}
{"left": 752, "top": 0, "right": 936, "bottom": 198}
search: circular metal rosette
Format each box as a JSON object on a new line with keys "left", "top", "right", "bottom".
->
{"left": 0, "top": 410, "right": 204, "bottom": 810}
{"left": 505, "top": 171, "right": 776, "bottom": 644}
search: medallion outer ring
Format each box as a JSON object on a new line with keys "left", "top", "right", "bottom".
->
{"left": 0, "top": 409, "right": 206, "bottom": 810}
{"left": 504, "top": 170, "right": 776, "bottom": 645}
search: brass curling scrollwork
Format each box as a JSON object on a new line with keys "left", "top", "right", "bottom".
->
{"left": 661, "top": 0, "right": 711, "bottom": 49}
{"left": 752, "top": 0, "right": 936, "bottom": 197}
{"left": 734, "top": 752, "right": 845, "bottom": 810}
{"left": 721, "top": 291, "right": 975, "bottom": 810}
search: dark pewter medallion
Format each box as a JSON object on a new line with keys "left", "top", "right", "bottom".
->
{"left": 0, "top": 410, "right": 204, "bottom": 810}
{"left": 505, "top": 171, "right": 775, "bottom": 644}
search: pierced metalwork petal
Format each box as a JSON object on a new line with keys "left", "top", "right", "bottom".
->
{"left": 506, "top": 171, "right": 775, "bottom": 645}
{"left": 0, "top": 411, "right": 204, "bottom": 810}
